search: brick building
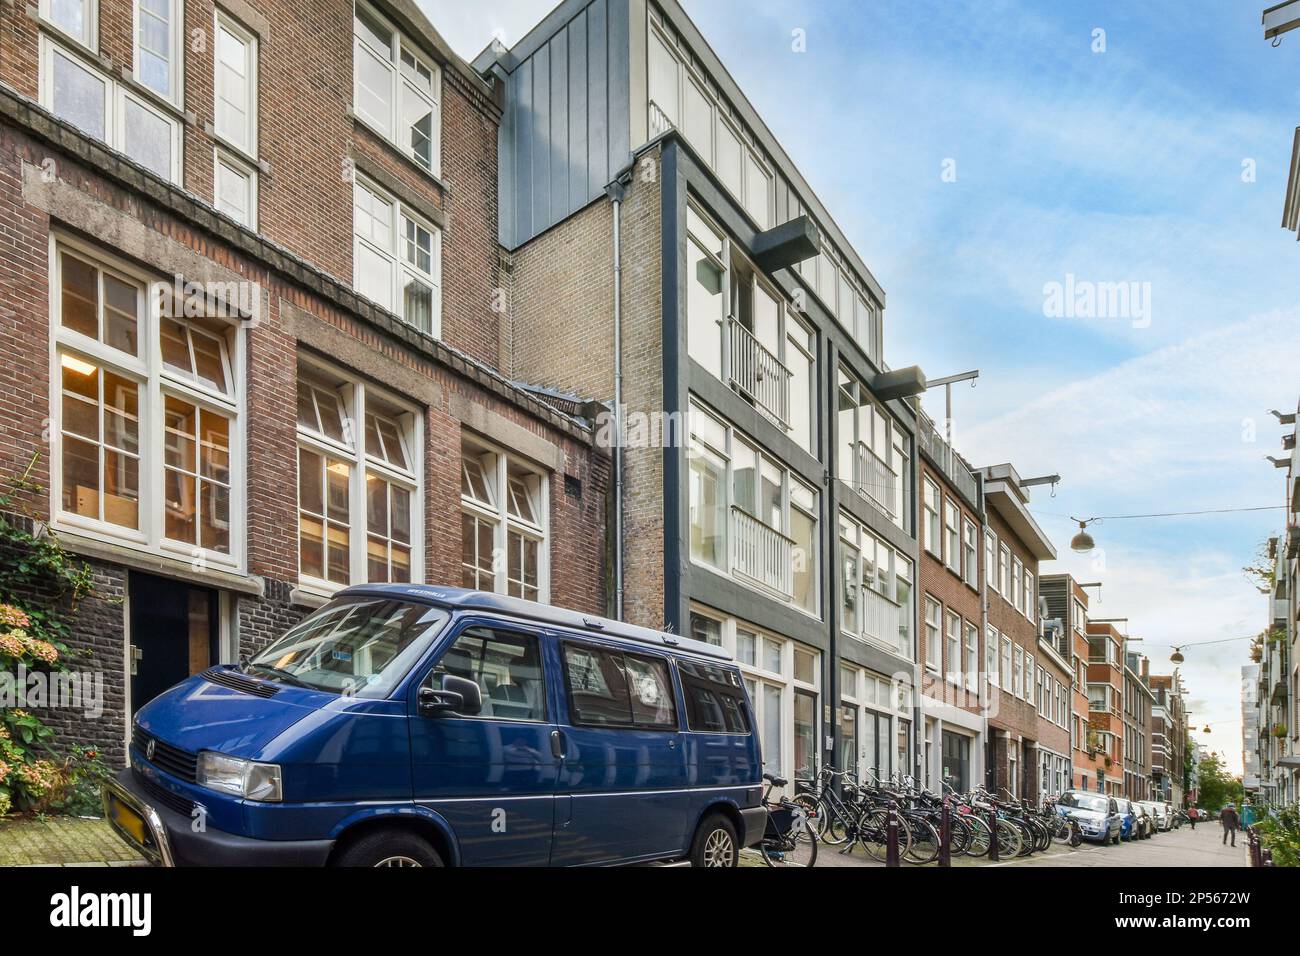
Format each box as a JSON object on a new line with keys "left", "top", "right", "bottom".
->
{"left": 0, "top": 0, "right": 608, "bottom": 766}
{"left": 1150, "top": 671, "right": 1186, "bottom": 806}
{"left": 916, "top": 411, "right": 985, "bottom": 793}
{"left": 1041, "top": 573, "right": 1108, "bottom": 792}
{"left": 978, "top": 464, "right": 1070, "bottom": 803}
{"left": 1085, "top": 621, "right": 1126, "bottom": 795}
{"left": 1123, "top": 651, "right": 1154, "bottom": 799}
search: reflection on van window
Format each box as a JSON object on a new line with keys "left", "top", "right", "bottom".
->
{"left": 678, "top": 661, "right": 751, "bottom": 734}
{"left": 624, "top": 654, "right": 677, "bottom": 729}
{"left": 434, "top": 627, "right": 545, "bottom": 721}
{"left": 248, "top": 598, "right": 449, "bottom": 698}
{"left": 564, "top": 644, "right": 633, "bottom": 726}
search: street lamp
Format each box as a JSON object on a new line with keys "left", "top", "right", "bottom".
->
{"left": 1170, "top": 647, "right": 1185, "bottom": 664}
{"left": 1070, "top": 519, "right": 1096, "bottom": 553}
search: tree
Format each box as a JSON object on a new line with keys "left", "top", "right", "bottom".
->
{"left": 1194, "top": 753, "right": 1243, "bottom": 814}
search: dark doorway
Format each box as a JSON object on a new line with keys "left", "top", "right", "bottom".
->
{"left": 942, "top": 730, "right": 971, "bottom": 794}
{"left": 129, "top": 573, "right": 218, "bottom": 714}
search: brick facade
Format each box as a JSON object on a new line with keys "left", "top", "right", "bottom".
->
{"left": 0, "top": 1, "right": 608, "bottom": 764}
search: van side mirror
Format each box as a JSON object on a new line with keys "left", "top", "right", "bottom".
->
{"left": 418, "top": 675, "right": 482, "bottom": 717}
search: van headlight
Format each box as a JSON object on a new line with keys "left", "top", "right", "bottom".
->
{"left": 196, "top": 752, "right": 282, "bottom": 802}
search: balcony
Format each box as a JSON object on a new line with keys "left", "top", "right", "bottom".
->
{"left": 856, "top": 440, "right": 897, "bottom": 517}
{"left": 728, "top": 318, "right": 791, "bottom": 429}
{"left": 860, "top": 586, "right": 902, "bottom": 649}
{"left": 649, "top": 100, "right": 673, "bottom": 139}
{"left": 730, "top": 506, "right": 794, "bottom": 599}
{"left": 916, "top": 410, "right": 979, "bottom": 504}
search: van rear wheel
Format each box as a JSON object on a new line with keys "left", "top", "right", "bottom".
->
{"left": 334, "top": 830, "right": 445, "bottom": 868}
{"left": 689, "top": 814, "right": 738, "bottom": 868}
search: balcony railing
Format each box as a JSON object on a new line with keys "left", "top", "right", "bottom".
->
{"left": 730, "top": 506, "right": 794, "bottom": 599}
{"left": 856, "top": 441, "right": 897, "bottom": 517}
{"left": 649, "top": 100, "right": 673, "bottom": 139}
{"left": 916, "top": 410, "right": 979, "bottom": 504}
{"left": 728, "top": 318, "right": 791, "bottom": 429}
{"left": 860, "top": 586, "right": 902, "bottom": 651}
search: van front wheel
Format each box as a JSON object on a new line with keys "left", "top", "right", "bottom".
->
{"left": 689, "top": 814, "right": 739, "bottom": 868}
{"left": 334, "top": 830, "right": 445, "bottom": 868}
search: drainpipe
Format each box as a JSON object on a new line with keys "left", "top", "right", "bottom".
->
{"left": 606, "top": 174, "right": 632, "bottom": 621}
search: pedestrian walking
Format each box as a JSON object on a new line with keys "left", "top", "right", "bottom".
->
{"left": 1221, "top": 804, "right": 1240, "bottom": 847}
{"left": 1188, "top": 805, "right": 1197, "bottom": 830}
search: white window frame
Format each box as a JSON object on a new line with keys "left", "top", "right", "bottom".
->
{"left": 352, "top": 175, "right": 442, "bottom": 336}
{"left": 212, "top": 8, "right": 258, "bottom": 160}
{"left": 39, "top": 34, "right": 182, "bottom": 184}
{"left": 964, "top": 621, "right": 979, "bottom": 693}
{"left": 986, "top": 625, "right": 1000, "bottom": 688}
{"left": 944, "top": 610, "right": 961, "bottom": 686}
{"left": 1023, "top": 568, "right": 1035, "bottom": 620}
{"left": 295, "top": 358, "right": 424, "bottom": 595}
{"left": 943, "top": 498, "right": 960, "bottom": 573}
{"left": 922, "top": 477, "right": 940, "bottom": 556}
{"left": 840, "top": 513, "right": 909, "bottom": 653}
{"left": 353, "top": 0, "right": 442, "bottom": 176}
{"left": 40, "top": 0, "right": 98, "bottom": 50}
{"left": 213, "top": 147, "right": 258, "bottom": 229}
{"left": 985, "top": 530, "right": 998, "bottom": 593}
{"left": 460, "top": 437, "right": 549, "bottom": 603}
{"left": 132, "top": 0, "right": 184, "bottom": 106}
{"left": 1011, "top": 555, "right": 1023, "bottom": 610}
{"left": 48, "top": 233, "right": 246, "bottom": 571}
{"left": 924, "top": 596, "right": 941, "bottom": 674}
{"left": 962, "top": 518, "right": 978, "bottom": 589}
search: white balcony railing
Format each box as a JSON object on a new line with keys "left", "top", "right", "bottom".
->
{"left": 649, "top": 100, "right": 674, "bottom": 138}
{"left": 728, "top": 318, "right": 791, "bottom": 429}
{"left": 730, "top": 506, "right": 794, "bottom": 599}
{"left": 857, "top": 441, "right": 897, "bottom": 517}
{"left": 860, "top": 586, "right": 902, "bottom": 651}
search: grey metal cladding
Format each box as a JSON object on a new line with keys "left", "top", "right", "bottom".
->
{"left": 498, "top": 0, "right": 631, "bottom": 248}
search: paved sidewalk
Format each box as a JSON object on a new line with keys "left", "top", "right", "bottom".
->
{"left": 994, "top": 824, "right": 1249, "bottom": 868}
{"left": 0, "top": 816, "right": 145, "bottom": 867}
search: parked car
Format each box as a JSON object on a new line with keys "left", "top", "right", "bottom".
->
{"left": 1056, "top": 790, "right": 1122, "bottom": 844}
{"left": 1117, "top": 799, "right": 1140, "bottom": 840}
{"left": 104, "top": 586, "right": 765, "bottom": 867}
{"left": 1141, "top": 800, "right": 1170, "bottom": 832}
{"left": 1132, "top": 802, "right": 1155, "bottom": 838}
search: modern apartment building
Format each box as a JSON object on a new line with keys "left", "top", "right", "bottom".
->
{"left": 477, "top": 0, "right": 930, "bottom": 789}
{"left": 1041, "top": 573, "right": 1104, "bottom": 792}
{"left": 1149, "top": 671, "right": 1186, "bottom": 806}
{"left": 0, "top": 0, "right": 611, "bottom": 764}
{"left": 1122, "top": 651, "right": 1154, "bottom": 800}
{"left": 1256, "top": 517, "right": 1298, "bottom": 804}
{"left": 916, "top": 410, "right": 984, "bottom": 794}
{"left": 1085, "top": 621, "right": 1126, "bottom": 795}
{"left": 1241, "top": 664, "right": 1262, "bottom": 795}
{"left": 977, "top": 464, "right": 1069, "bottom": 802}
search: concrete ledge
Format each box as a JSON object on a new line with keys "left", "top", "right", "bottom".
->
{"left": 449, "top": 391, "right": 566, "bottom": 472}
{"left": 55, "top": 531, "right": 264, "bottom": 597}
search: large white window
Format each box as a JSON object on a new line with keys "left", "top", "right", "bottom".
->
{"left": 353, "top": 177, "right": 441, "bottom": 335}
{"left": 1011, "top": 555, "right": 1023, "bottom": 610}
{"left": 923, "top": 596, "right": 941, "bottom": 674}
{"left": 921, "top": 478, "right": 940, "bottom": 555}
{"left": 213, "top": 10, "right": 258, "bottom": 228}
{"left": 964, "top": 621, "right": 979, "bottom": 693}
{"left": 353, "top": 1, "right": 441, "bottom": 175}
{"left": 986, "top": 625, "right": 1000, "bottom": 687}
{"left": 839, "top": 368, "right": 908, "bottom": 528}
{"left": 40, "top": 35, "right": 181, "bottom": 183}
{"left": 944, "top": 611, "right": 960, "bottom": 685}
{"left": 839, "top": 513, "right": 911, "bottom": 656}
{"left": 296, "top": 363, "right": 422, "bottom": 591}
{"left": 685, "top": 205, "right": 815, "bottom": 448}
{"left": 689, "top": 401, "right": 819, "bottom": 614}
{"left": 42, "top": 0, "right": 97, "bottom": 49}
{"left": 963, "top": 518, "right": 979, "bottom": 588}
{"left": 649, "top": 21, "right": 770, "bottom": 227}
{"left": 51, "top": 238, "right": 244, "bottom": 567}
{"left": 461, "top": 439, "right": 548, "bottom": 602}
{"left": 134, "top": 0, "right": 182, "bottom": 103}
{"left": 943, "top": 499, "right": 960, "bottom": 573}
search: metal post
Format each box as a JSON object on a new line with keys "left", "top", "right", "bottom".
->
{"left": 987, "top": 806, "right": 1000, "bottom": 862}
{"left": 886, "top": 801, "right": 900, "bottom": 867}
{"left": 938, "top": 796, "right": 951, "bottom": 867}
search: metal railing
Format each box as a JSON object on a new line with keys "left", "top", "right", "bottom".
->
{"left": 649, "top": 100, "right": 674, "bottom": 138}
{"left": 728, "top": 317, "right": 791, "bottom": 429}
{"left": 860, "top": 586, "right": 902, "bottom": 650}
{"left": 916, "top": 410, "right": 979, "bottom": 504}
{"left": 856, "top": 441, "right": 897, "bottom": 517}
{"left": 730, "top": 506, "right": 794, "bottom": 599}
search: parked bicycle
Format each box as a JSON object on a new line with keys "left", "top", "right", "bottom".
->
{"left": 757, "top": 772, "right": 818, "bottom": 867}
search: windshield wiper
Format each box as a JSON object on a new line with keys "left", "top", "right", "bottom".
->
{"left": 247, "top": 663, "right": 315, "bottom": 689}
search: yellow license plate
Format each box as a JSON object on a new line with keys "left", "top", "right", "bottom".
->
{"left": 108, "top": 795, "right": 147, "bottom": 846}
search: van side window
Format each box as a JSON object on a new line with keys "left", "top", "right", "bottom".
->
{"left": 561, "top": 644, "right": 679, "bottom": 729}
{"left": 678, "top": 661, "right": 751, "bottom": 734}
{"left": 433, "top": 627, "right": 545, "bottom": 721}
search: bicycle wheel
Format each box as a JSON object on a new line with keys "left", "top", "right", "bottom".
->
{"left": 1050, "top": 816, "right": 1074, "bottom": 847}
{"left": 1013, "top": 819, "right": 1035, "bottom": 856}
{"left": 791, "top": 793, "right": 826, "bottom": 842}
{"left": 962, "top": 814, "right": 992, "bottom": 857}
{"left": 760, "top": 818, "right": 818, "bottom": 867}
{"left": 994, "top": 818, "right": 1023, "bottom": 857}
{"left": 1027, "top": 817, "right": 1050, "bottom": 853}
{"left": 945, "top": 814, "right": 971, "bottom": 856}
{"left": 859, "top": 807, "right": 913, "bottom": 862}
{"left": 903, "top": 816, "right": 940, "bottom": 865}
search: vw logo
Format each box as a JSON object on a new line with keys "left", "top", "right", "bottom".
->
{"left": 145, "top": 739, "right": 156, "bottom": 761}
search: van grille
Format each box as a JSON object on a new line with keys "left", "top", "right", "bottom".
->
{"left": 132, "top": 728, "right": 198, "bottom": 783}
{"left": 203, "top": 667, "right": 279, "bottom": 698}
{"left": 133, "top": 768, "right": 197, "bottom": 818}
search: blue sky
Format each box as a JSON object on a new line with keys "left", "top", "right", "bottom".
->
{"left": 425, "top": 0, "right": 1299, "bottom": 773}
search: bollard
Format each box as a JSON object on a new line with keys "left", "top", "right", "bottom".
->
{"left": 938, "top": 796, "right": 951, "bottom": 867}
{"left": 987, "top": 806, "right": 1000, "bottom": 862}
{"left": 886, "top": 800, "right": 900, "bottom": 867}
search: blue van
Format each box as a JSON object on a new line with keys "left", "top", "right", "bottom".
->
{"left": 103, "top": 585, "right": 765, "bottom": 867}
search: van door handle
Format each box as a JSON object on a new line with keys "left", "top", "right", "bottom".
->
{"left": 550, "top": 729, "right": 565, "bottom": 760}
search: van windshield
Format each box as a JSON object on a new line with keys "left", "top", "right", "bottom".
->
{"left": 1059, "top": 792, "right": 1109, "bottom": 814}
{"left": 247, "top": 597, "right": 449, "bottom": 698}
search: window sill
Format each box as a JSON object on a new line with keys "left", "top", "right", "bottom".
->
{"left": 207, "top": 130, "right": 270, "bottom": 175}
{"left": 113, "top": 64, "right": 195, "bottom": 126}
{"left": 54, "top": 527, "right": 260, "bottom": 595}
{"left": 349, "top": 110, "right": 449, "bottom": 195}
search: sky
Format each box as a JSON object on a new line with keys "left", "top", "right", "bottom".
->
{"left": 423, "top": 0, "right": 1300, "bottom": 775}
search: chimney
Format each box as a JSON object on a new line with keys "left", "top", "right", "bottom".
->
{"left": 1141, "top": 657, "right": 1149, "bottom": 681}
